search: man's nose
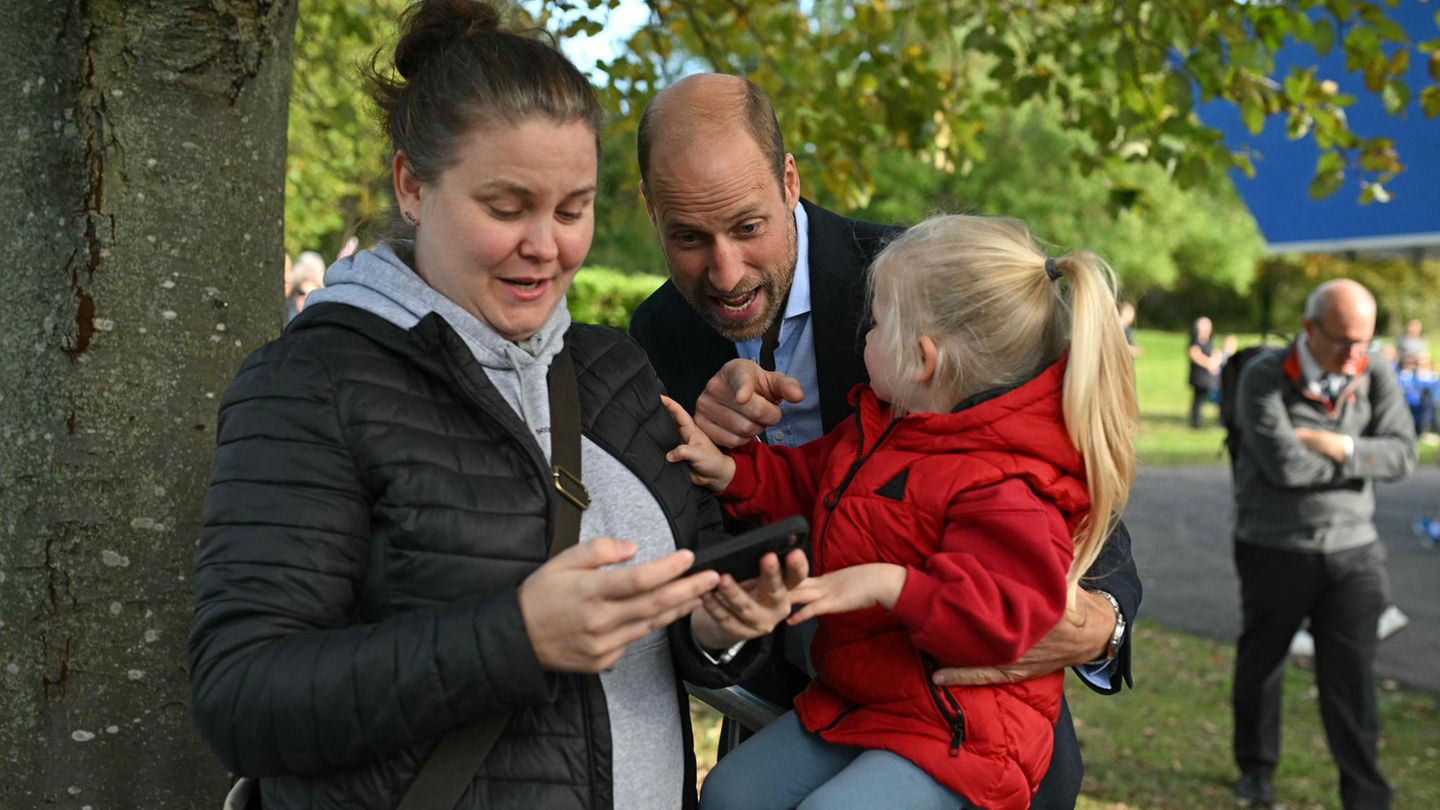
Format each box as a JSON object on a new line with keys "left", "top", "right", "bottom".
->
{"left": 707, "top": 240, "right": 748, "bottom": 293}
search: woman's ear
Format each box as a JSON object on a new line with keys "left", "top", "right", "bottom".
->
{"left": 392, "top": 151, "right": 423, "bottom": 217}
{"left": 914, "top": 335, "right": 938, "bottom": 385}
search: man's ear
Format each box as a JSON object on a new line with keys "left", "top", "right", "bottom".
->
{"left": 915, "top": 335, "right": 938, "bottom": 385}
{"left": 392, "top": 151, "right": 422, "bottom": 215}
{"left": 640, "top": 181, "right": 658, "bottom": 230}
{"left": 782, "top": 153, "right": 800, "bottom": 208}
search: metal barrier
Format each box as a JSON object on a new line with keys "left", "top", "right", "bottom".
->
{"left": 686, "top": 683, "right": 784, "bottom": 756}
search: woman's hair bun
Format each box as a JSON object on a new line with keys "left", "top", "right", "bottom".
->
{"left": 394, "top": 0, "right": 503, "bottom": 80}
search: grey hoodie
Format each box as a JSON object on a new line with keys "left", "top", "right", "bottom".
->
{"left": 306, "top": 242, "right": 684, "bottom": 809}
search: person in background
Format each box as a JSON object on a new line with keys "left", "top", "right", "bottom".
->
{"left": 1229, "top": 279, "right": 1415, "bottom": 809}
{"left": 1211, "top": 333, "right": 1240, "bottom": 404}
{"left": 285, "top": 249, "right": 326, "bottom": 322}
{"left": 1187, "top": 316, "right": 1221, "bottom": 428}
{"left": 1119, "top": 301, "right": 1142, "bottom": 357}
{"left": 1394, "top": 318, "right": 1428, "bottom": 371}
{"left": 628, "top": 72, "right": 1140, "bottom": 810}
{"left": 188, "top": 4, "right": 801, "bottom": 808}
{"left": 666, "top": 214, "right": 1138, "bottom": 810}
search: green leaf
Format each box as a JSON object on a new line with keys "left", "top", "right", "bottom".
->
{"left": 1316, "top": 150, "right": 1346, "bottom": 176}
{"left": 1240, "top": 96, "right": 1265, "bottom": 135}
{"left": 1312, "top": 18, "right": 1336, "bottom": 57}
{"left": 1309, "top": 170, "right": 1345, "bottom": 200}
{"left": 1421, "top": 86, "right": 1440, "bottom": 117}
{"left": 1380, "top": 79, "right": 1408, "bottom": 114}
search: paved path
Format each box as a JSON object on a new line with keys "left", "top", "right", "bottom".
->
{"left": 1124, "top": 465, "right": 1440, "bottom": 694}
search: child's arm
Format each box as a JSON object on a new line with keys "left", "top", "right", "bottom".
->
{"left": 786, "top": 563, "right": 908, "bottom": 624}
{"left": 891, "top": 479, "right": 1075, "bottom": 667}
{"left": 661, "top": 396, "right": 842, "bottom": 522}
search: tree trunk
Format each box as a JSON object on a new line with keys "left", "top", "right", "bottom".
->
{"left": 0, "top": 1, "right": 296, "bottom": 806}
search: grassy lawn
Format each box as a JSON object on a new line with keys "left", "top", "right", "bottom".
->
{"left": 689, "top": 328, "right": 1440, "bottom": 807}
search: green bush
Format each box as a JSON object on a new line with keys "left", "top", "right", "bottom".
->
{"left": 567, "top": 266, "right": 667, "bottom": 330}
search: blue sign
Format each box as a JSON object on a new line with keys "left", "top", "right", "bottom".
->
{"left": 1197, "top": 1, "right": 1439, "bottom": 254}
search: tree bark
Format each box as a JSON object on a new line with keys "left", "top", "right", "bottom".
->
{"left": 0, "top": 1, "right": 296, "bottom": 805}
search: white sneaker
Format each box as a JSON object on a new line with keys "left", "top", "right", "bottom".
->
{"left": 1378, "top": 605, "right": 1409, "bottom": 640}
{"left": 1289, "top": 628, "right": 1315, "bottom": 657}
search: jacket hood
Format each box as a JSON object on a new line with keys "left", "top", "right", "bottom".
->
{"left": 303, "top": 240, "right": 570, "bottom": 373}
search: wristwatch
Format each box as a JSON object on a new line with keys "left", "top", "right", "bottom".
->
{"left": 1086, "top": 590, "right": 1126, "bottom": 665}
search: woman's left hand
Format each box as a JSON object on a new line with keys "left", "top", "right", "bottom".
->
{"left": 691, "top": 547, "right": 809, "bottom": 649}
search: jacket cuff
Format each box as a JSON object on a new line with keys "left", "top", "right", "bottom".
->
{"left": 669, "top": 617, "right": 773, "bottom": 688}
{"left": 717, "top": 442, "right": 762, "bottom": 504}
{"left": 467, "top": 586, "right": 557, "bottom": 711}
{"left": 889, "top": 565, "right": 938, "bottom": 632}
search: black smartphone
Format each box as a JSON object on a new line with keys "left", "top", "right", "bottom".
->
{"left": 686, "top": 515, "right": 810, "bottom": 582}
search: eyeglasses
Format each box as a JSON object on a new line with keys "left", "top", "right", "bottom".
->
{"left": 1310, "top": 320, "right": 1370, "bottom": 353}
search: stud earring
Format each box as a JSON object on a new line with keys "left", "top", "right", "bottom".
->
{"left": 403, "top": 211, "right": 418, "bottom": 227}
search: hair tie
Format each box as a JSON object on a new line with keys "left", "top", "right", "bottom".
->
{"left": 1045, "top": 257, "right": 1062, "bottom": 282}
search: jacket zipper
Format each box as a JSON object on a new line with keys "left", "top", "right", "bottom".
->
{"left": 817, "top": 703, "right": 859, "bottom": 734}
{"left": 920, "top": 653, "right": 966, "bottom": 757}
{"left": 815, "top": 414, "right": 902, "bottom": 573}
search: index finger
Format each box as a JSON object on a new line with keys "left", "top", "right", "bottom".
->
{"left": 745, "top": 551, "right": 788, "bottom": 605}
{"left": 660, "top": 394, "right": 697, "bottom": 437}
{"left": 720, "top": 359, "right": 761, "bottom": 405}
{"left": 593, "top": 548, "right": 717, "bottom": 600}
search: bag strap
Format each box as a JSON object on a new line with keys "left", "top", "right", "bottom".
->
{"left": 397, "top": 346, "right": 587, "bottom": 810}
{"left": 546, "top": 346, "right": 589, "bottom": 555}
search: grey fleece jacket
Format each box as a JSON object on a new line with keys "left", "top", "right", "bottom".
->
{"left": 305, "top": 242, "right": 684, "bottom": 810}
{"left": 1232, "top": 343, "right": 1416, "bottom": 553}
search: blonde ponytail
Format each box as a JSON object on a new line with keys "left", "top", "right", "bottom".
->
{"left": 1052, "top": 252, "right": 1138, "bottom": 585}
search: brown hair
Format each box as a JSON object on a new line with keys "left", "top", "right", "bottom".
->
{"left": 366, "top": 0, "right": 604, "bottom": 185}
{"left": 637, "top": 75, "right": 786, "bottom": 190}
{"left": 867, "top": 215, "right": 1138, "bottom": 586}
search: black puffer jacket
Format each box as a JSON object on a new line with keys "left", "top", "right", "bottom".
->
{"left": 188, "top": 304, "right": 765, "bottom": 809}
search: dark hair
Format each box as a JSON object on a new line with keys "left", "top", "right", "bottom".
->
{"left": 637, "top": 76, "right": 786, "bottom": 190}
{"left": 367, "top": 0, "right": 604, "bottom": 185}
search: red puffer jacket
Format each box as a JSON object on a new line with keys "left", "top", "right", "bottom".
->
{"left": 720, "top": 358, "right": 1089, "bottom": 810}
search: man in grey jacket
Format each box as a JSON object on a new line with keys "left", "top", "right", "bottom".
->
{"left": 1230, "top": 279, "right": 1415, "bottom": 809}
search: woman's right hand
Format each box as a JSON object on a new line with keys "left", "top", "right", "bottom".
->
{"left": 518, "top": 537, "right": 721, "bottom": 673}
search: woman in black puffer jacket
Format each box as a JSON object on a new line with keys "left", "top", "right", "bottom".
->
{"left": 187, "top": 4, "right": 803, "bottom": 807}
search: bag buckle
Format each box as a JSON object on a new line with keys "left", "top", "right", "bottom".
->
{"left": 553, "top": 466, "right": 590, "bottom": 510}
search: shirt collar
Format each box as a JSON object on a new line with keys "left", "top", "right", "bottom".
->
{"left": 1296, "top": 333, "right": 1345, "bottom": 396}
{"left": 784, "top": 202, "right": 813, "bottom": 319}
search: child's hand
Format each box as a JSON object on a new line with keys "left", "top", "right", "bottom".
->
{"left": 691, "top": 548, "right": 810, "bottom": 649}
{"left": 661, "top": 395, "right": 736, "bottom": 491}
{"left": 787, "top": 563, "right": 907, "bottom": 624}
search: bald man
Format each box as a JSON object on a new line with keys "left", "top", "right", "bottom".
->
{"left": 1230, "top": 279, "right": 1415, "bottom": 809}
{"left": 630, "top": 73, "right": 1142, "bottom": 809}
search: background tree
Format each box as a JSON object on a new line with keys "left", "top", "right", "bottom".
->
{"left": 585, "top": 0, "right": 1435, "bottom": 209}
{"left": 286, "top": 0, "right": 407, "bottom": 259}
{"left": 0, "top": 1, "right": 296, "bottom": 806}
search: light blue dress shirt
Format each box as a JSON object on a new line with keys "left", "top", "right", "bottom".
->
{"left": 735, "top": 203, "right": 825, "bottom": 448}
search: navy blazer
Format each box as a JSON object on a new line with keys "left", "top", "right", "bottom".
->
{"left": 632, "top": 199, "right": 1141, "bottom": 809}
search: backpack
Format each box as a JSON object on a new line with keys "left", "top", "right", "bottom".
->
{"left": 1219, "top": 330, "right": 1291, "bottom": 467}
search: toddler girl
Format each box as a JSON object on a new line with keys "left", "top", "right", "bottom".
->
{"left": 665, "top": 214, "right": 1138, "bottom": 810}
